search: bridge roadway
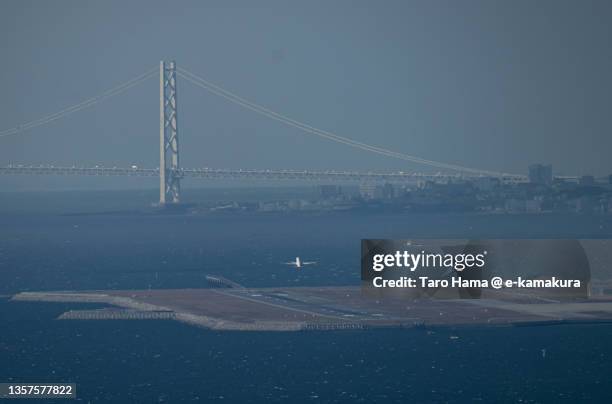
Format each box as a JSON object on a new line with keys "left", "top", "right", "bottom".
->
{"left": 0, "top": 165, "right": 526, "bottom": 183}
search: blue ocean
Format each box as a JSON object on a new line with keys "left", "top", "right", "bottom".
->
{"left": 1, "top": 189, "right": 612, "bottom": 403}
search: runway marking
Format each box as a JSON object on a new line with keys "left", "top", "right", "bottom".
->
{"left": 211, "top": 289, "right": 358, "bottom": 321}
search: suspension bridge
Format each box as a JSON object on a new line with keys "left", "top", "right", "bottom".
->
{"left": 0, "top": 61, "right": 525, "bottom": 205}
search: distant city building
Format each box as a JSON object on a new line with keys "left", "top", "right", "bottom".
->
{"left": 382, "top": 183, "right": 395, "bottom": 199}
{"left": 474, "top": 177, "right": 500, "bottom": 191}
{"left": 529, "top": 164, "right": 553, "bottom": 185}
{"left": 505, "top": 198, "right": 542, "bottom": 213}
{"left": 317, "top": 185, "right": 343, "bottom": 199}
{"left": 579, "top": 175, "right": 595, "bottom": 186}
{"left": 358, "top": 183, "right": 396, "bottom": 200}
{"left": 504, "top": 199, "right": 526, "bottom": 213}
{"left": 525, "top": 199, "right": 542, "bottom": 213}
{"left": 359, "top": 183, "right": 384, "bottom": 200}
{"left": 576, "top": 196, "right": 596, "bottom": 213}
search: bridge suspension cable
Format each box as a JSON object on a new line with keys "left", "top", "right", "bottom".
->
{"left": 0, "top": 66, "right": 158, "bottom": 138}
{"left": 177, "top": 66, "right": 519, "bottom": 178}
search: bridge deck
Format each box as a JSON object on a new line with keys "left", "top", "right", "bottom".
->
{"left": 0, "top": 165, "right": 527, "bottom": 183}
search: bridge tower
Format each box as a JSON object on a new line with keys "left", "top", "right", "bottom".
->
{"left": 159, "top": 60, "right": 181, "bottom": 204}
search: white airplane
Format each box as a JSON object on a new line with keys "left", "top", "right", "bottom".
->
{"left": 283, "top": 257, "right": 317, "bottom": 269}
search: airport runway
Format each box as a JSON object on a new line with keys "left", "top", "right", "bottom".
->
{"left": 11, "top": 285, "right": 612, "bottom": 331}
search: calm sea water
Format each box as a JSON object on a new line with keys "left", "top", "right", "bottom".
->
{"left": 1, "top": 189, "right": 612, "bottom": 403}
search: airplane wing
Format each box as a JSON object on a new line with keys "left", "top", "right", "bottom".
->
{"left": 302, "top": 261, "right": 317, "bottom": 265}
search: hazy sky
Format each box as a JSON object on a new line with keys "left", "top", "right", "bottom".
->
{"left": 1, "top": 0, "right": 612, "bottom": 189}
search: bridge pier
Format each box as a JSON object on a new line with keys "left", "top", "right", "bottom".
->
{"left": 159, "top": 60, "right": 181, "bottom": 204}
